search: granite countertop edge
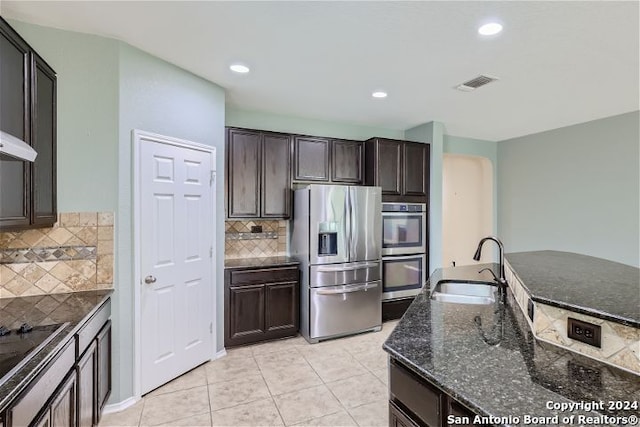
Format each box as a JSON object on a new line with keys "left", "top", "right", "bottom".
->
{"left": 0, "top": 289, "right": 114, "bottom": 413}
{"left": 505, "top": 252, "right": 640, "bottom": 328}
{"left": 224, "top": 256, "right": 300, "bottom": 269}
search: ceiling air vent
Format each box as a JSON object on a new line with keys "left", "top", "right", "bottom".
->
{"left": 456, "top": 75, "right": 499, "bottom": 92}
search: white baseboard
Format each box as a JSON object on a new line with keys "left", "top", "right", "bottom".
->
{"left": 103, "top": 396, "right": 139, "bottom": 415}
{"left": 215, "top": 348, "right": 227, "bottom": 359}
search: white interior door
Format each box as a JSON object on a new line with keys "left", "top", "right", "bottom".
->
{"left": 443, "top": 154, "right": 493, "bottom": 267}
{"left": 137, "top": 132, "right": 215, "bottom": 395}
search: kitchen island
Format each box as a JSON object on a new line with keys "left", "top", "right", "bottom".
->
{"left": 383, "top": 264, "right": 639, "bottom": 427}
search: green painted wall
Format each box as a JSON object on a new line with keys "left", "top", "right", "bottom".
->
{"left": 8, "top": 20, "right": 119, "bottom": 212}
{"left": 405, "top": 122, "right": 444, "bottom": 274}
{"left": 8, "top": 20, "right": 227, "bottom": 404}
{"left": 117, "top": 44, "right": 226, "bottom": 401}
{"left": 498, "top": 111, "right": 639, "bottom": 267}
{"left": 226, "top": 107, "right": 404, "bottom": 140}
{"left": 443, "top": 135, "right": 498, "bottom": 235}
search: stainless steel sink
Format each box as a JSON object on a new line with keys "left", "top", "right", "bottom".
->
{"left": 431, "top": 281, "right": 497, "bottom": 305}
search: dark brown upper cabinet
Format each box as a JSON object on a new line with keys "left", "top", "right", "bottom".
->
{"left": 365, "top": 138, "right": 430, "bottom": 203}
{"left": 293, "top": 136, "right": 330, "bottom": 182}
{"left": 0, "top": 18, "right": 57, "bottom": 230}
{"left": 331, "top": 139, "right": 362, "bottom": 183}
{"left": 293, "top": 137, "right": 363, "bottom": 184}
{"left": 226, "top": 128, "right": 291, "bottom": 219}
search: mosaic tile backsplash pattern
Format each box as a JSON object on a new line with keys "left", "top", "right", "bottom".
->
{"left": 225, "top": 220, "right": 287, "bottom": 259}
{"left": 0, "top": 212, "right": 114, "bottom": 298}
{"left": 505, "top": 262, "right": 640, "bottom": 375}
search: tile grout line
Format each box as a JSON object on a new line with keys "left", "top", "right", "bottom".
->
{"left": 300, "top": 346, "right": 367, "bottom": 426}
{"left": 253, "top": 353, "right": 287, "bottom": 426}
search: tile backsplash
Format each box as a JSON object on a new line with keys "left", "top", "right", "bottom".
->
{"left": 225, "top": 220, "right": 287, "bottom": 259}
{"left": 0, "top": 212, "right": 114, "bottom": 298}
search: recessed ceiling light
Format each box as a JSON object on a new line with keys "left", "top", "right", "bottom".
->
{"left": 230, "top": 64, "right": 250, "bottom": 73}
{"left": 372, "top": 91, "right": 387, "bottom": 98}
{"left": 478, "top": 22, "right": 503, "bottom": 36}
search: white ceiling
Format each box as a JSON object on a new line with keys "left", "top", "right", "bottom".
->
{"left": 2, "top": 1, "right": 639, "bottom": 140}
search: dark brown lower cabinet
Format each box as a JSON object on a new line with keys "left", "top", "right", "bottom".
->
{"left": 3, "top": 299, "right": 111, "bottom": 427}
{"left": 389, "top": 358, "right": 479, "bottom": 427}
{"left": 225, "top": 265, "right": 300, "bottom": 347}
{"left": 77, "top": 342, "right": 97, "bottom": 427}
{"left": 228, "top": 284, "right": 266, "bottom": 344}
{"left": 50, "top": 373, "right": 76, "bottom": 427}
{"left": 265, "top": 282, "right": 298, "bottom": 333}
{"left": 96, "top": 322, "right": 112, "bottom": 420}
{"left": 389, "top": 402, "right": 419, "bottom": 427}
{"left": 33, "top": 371, "right": 77, "bottom": 427}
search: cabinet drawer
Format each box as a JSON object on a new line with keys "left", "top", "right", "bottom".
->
{"left": 229, "top": 267, "right": 299, "bottom": 286}
{"left": 76, "top": 299, "right": 111, "bottom": 358}
{"left": 9, "top": 340, "right": 75, "bottom": 427}
{"left": 390, "top": 360, "right": 442, "bottom": 427}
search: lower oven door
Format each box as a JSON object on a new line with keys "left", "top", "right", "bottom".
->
{"left": 310, "top": 281, "right": 381, "bottom": 340}
{"left": 382, "top": 254, "right": 426, "bottom": 301}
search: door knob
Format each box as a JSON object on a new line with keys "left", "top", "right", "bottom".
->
{"left": 144, "top": 275, "right": 157, "bottom": 284}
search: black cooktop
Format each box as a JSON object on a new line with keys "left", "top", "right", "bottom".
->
{"left": 0, "top": 323, "right": 68, "bottom": 385}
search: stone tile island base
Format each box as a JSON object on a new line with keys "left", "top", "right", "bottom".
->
{"left": 505, "top": 260, "right": 639, "bottom": 375}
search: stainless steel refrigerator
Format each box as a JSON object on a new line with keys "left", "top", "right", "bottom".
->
{"left": 290, "top": 185, "right": 382, "bottom": 343}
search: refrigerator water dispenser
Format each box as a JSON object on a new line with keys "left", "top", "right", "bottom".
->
{"left": 318, "top": 232, "right": 338, "bottom": 256}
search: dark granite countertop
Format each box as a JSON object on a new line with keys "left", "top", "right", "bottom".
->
{"left": 506, "top": 251, "right": 640, "bottom": 328}
{"left": 384, "top": 264, "right": 640, "bottom": 427}
{"left": 0, "top": 290, "right": 113, "bottom": 413}
{"left": 224, "top": 256, "right": 299, "bottom": 270}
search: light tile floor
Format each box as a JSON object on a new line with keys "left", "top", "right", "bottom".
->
{"left": 100, "top": 321, "right": 398, "bottom": 427}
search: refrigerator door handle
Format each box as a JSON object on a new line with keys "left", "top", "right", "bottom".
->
{"left": 345, "top": 187, "right": 352, "bottom": 261}
{"left": 315, "top": 282, "right": 379, "bottom": 295}
{"left": 315, "top": 262, "right": 379, "bottom": 272}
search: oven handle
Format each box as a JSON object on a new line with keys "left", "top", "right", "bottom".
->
{"left": 315, "top": 262, "right": 379, "bottom": 272}
{"left": 315, "top": 282, "right": 379, "bottom": 295}
{"left": 382, "top": 254, "right": 426, "bottom": 261}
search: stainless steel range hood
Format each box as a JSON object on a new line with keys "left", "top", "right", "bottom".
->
{"left": 0, "top": 130, "right": 38, "bottom": 162}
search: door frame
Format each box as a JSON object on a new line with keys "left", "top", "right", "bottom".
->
{"left": 132, "top": 129, "right": 217, "bottom": 399}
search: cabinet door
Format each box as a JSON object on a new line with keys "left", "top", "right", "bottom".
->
{"left": 389, "top": 402, "right": 420, "bottom": 427}
{"left": 262, "top": 133, "right": 291, "bottom": 218}
{"left": 77, "top": 341, "right": 96, "bottom": 427}
{"left": 33, "top": 410, "right": 51, "bottom": 427}
{"left": 265, "top": 282, "right": 298, "bottom": 335}
{"left": 402, "top": 142, "right": 429, "bottom": 198}
{"left": 226, "top": 284, "right": 265, "bottom": 346}
{"left": 96, "top": 321, "right": 112, "bottom": 421}
{"left": 293, "top": 136, "right": 329, "bottom": 181}
{"left": 50, "top": 372, "right": 76, "bottom": 427}
{"left": 31, "top": 53, "right": 57, "bottom": 226}
{"left": 227, "top": 129, "right": 260, "bottom": 218}
{"left": 377, "top": 139, "right": 402, "bottom": 195}
{"left": 0, "top": 20, "right": 31, "bottom": 229}
{"left": 331, "top": 140, "right": 362, "bottom": 183}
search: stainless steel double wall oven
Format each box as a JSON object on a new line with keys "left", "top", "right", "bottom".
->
{"left": 381, "top": 203, "right": 427, "bottom": 301}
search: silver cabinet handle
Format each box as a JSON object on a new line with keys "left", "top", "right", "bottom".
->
{"left": 144, "top": 275, "right": 157, "bottom": 284}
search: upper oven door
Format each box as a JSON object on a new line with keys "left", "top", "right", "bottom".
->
{"left": 382, "top": 211, "right": 426, "bottom": 255}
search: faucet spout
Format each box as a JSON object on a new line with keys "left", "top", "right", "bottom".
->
{"left": 473, "top": 236, "right": 508, "bottom": 301}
